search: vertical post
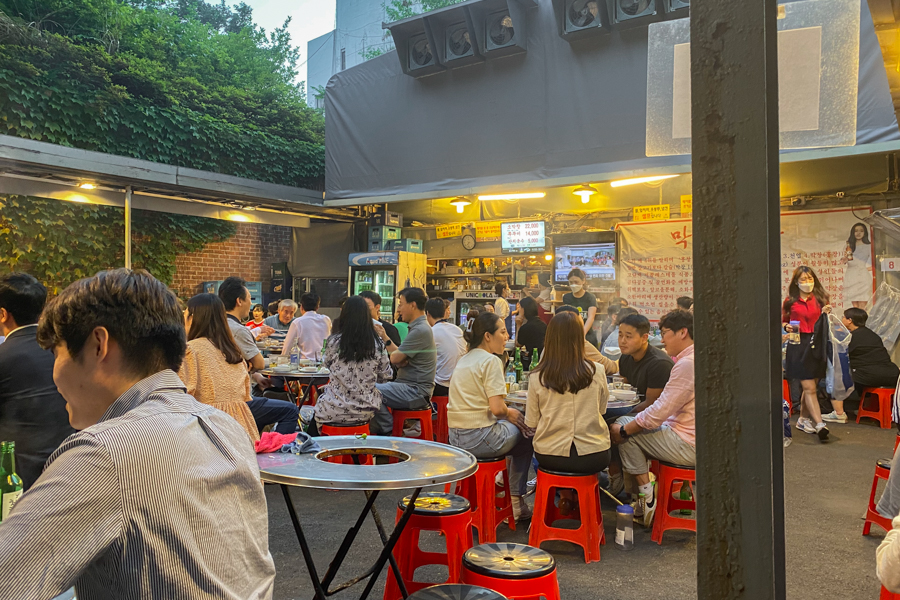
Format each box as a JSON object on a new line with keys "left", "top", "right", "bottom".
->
{"left": 125, "top": 185, "right": 132, "bottom": 269}
{"left": 691, "top": 1, "right": 785, "bottom": 599}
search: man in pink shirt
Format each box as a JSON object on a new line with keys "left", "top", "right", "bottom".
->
{"left": 610, "top": 309, "right": 695, "bottom": 526}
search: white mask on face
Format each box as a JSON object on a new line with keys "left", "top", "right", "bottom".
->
{"left": 570, "top": 284, "right": 583, "bottom": 293}
{"left": 798, "top": 282, "right": 814, "bottom": 293}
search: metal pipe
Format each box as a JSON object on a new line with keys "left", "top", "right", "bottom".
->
{"left": 125, "top": 185, "right": 132, "bottom": 269}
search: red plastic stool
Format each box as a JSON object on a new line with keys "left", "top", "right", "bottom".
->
{"left": 318, "top": 423, "right": 373, "bottom": 465}
{"left": 650, "top": 461, "right": 696, "bottom": 545}
{"left": 460, "top": 543, "right": 560, "bottom": 600}
{"left": 882, "top": 586, "right": 900, "bottom": 599}
{"left": 432, "top": 396, "right": 449, "bottom": 444}
{"left": 454, "top": 458, "right": 515, "bottom": 543}
{"left": 528, "top": 469, "right": 604, "bottom": 563}
{"left": 383, "top": 493, "right": 474, "bottom": 600}
{"left": 391, "top": 408, "right": 435, "bottom": 441}
{"left": 865, "top": 458, "right": 893, "bottom": 535}
{"left": 858, "top": 387, "right": 896, "bottom": 429}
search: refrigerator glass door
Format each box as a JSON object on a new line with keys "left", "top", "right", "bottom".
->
{"left": 353, "top": 270, "right": 374, "bottom": 295}
{"left": 374, "top": 269, "right": 395, "bottom": 320}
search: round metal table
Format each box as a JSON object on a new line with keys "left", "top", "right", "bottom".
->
{"left": 259, "top": 436, "right": 477, "bottom": 600}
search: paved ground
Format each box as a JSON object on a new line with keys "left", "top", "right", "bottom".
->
{"left": 265, "top": 418, "right": 896, "bottom": 600}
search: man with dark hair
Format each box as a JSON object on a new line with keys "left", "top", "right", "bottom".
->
{"left": 371, "top": 287, "right": 436, "bottom": 435}
{"left": 600, "top": 306, "right": 640, "bottom": 361}
{"left": 282, "top": 293, "right": 331, "bottom": 360}
{"left": 833, "top": 307, "right": 900, "bottom": 424}
{"left": 0, "top": 269, "right": 276, "bottom": 599}
{"left": 611, "top": 308, "right": 695, "bottom": 526}
{"left": 426, "top": 297, "right": 465, "bottom": 397}
{"left": 676, "top": 296, "right": 693, "bottom": 311}
{"left": 617, "top": 312, "right": 674, "bottom": 413}
{"left": 0, "top": 273, "right": 74, "bottom": 489}
{"left": 220, "top": 276, "right": 299, "bottom": 434}
{"left": 359, "top": 290, "right": 401, "bottom": 347}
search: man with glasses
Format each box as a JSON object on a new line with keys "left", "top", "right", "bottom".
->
{"left": 610, "top": 309, "right": 695, "bottom": 527}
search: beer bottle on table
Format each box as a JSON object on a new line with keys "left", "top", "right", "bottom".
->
{"left": 0, "top": 441, "right": 23, "bottom": 521}
{"left": 513, "top": 348, "right": 524, "bottom": 383}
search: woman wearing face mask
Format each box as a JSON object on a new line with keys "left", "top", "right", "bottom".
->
{"left": 563, "top": 268, "right": 599, "bottom": 348}
{"left": 783, "top": 266, "right": 832, "bottom": 441}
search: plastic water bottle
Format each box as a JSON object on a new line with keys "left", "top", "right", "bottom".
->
{"left": 290, "top": 342, "right": 300, "bottom": 369}
{"left": 615, "top": 504, "right": 634, "bottom": 551}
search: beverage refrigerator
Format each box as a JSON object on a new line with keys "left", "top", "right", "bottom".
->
{"left": 348, "top": 251, "right": 427, "bottom": 322}
{"left": 454, "top": 290, "right": 519, "bottom": 337}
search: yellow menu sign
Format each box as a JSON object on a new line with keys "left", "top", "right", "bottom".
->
{"left": 436, "top": 223, "right": 462, "bottom": 239}
{"left": 680, "top": 194, "right": 692, "bottom": 217}
{"left": 475, "top": 221, "right": 502, "bottom": 242}
{"left": 633, "top": 204, "right": 671, "bottom": 222}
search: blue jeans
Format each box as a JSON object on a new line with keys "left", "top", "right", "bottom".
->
{"left": 449, "top": 420, "right": 533, "bottom": 496}
{"left": 248, "top": 396, "right": 299, "bottom": 434}
{"left": 370, "top": 382, "right": 432, "bottom": 435}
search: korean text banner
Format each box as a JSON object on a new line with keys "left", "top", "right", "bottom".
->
{"left": 617, "top": 208, "right": 874, "bottom": 319}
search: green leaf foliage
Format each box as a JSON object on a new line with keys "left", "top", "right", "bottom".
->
{"left": 0, "top": 195, "right": 236, "bottom": 294}
{"left": 0, "top": 0, "right": 325, "bottom": 187}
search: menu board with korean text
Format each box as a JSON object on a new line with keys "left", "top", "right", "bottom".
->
{"left": 501, "top": 221, "right": 546, "bottom": 254}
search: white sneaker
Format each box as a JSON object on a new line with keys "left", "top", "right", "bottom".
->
{"left": 631, "top": 495, "right": 645, "bottom": 518}
{"left": 642, "top": 489, "right": 658, "bottom": 527}
{"left": 822, "top": 410, "right": 848, "bottom": 424}
{"left": 796, "top": 417, "right": 815, "bottom": 434}
{"left": 815, "top": 422, "right": 830, "bottom": 442}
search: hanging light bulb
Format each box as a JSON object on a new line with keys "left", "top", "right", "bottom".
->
{"left": 449, "top": 197, "right": 472, "bottom": 213}
{"left": 573, "top": 184, "right": 598, "bottom": 203}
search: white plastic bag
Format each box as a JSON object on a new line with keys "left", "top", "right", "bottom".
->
{"left": 825, "top": 314, "right": 854, "bottom": 402}
{"left": 866, "top": 281, "right": 900, "bottom": 351}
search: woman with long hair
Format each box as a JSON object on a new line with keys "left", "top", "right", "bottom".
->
{"left": 516, "top": 296, "right": 547, "bottom": 367}
{"left": 246, "top": 303, "right": 266, "bottom": 329}
{"left": 843, "top": 222, "right": 873, "bottom": 309}
{"left": 312, "top": 295, "right": 392, "bottom": 433}
{"left": 178, "top": 293, "right": 259, "bottom": 442}
{"left": 448, "top": 312, "right": 534, "bottom": 522}
{"left": 526, "top": 311, "right": 610, "bottom": 514}
{"left": 783, "top": 266, "right": 832, "bottom": 441}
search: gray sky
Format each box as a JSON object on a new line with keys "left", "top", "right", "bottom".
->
{"left": 242, "top": 0, "right": 337, "bottom": 87}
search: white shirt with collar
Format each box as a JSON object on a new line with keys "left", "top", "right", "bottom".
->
{"left": 282, "top": 311, "right": 332, "bottom": 360}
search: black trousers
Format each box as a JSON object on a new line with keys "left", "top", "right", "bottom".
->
{"left": 535, "top": 444, "right": 611, "bottom": 475}
{"left": 433, "top": 384, "right": 450, "bottom": 397}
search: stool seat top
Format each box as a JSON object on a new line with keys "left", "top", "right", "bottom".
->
{"left": 659, "top": 461, "right": 696, "bottom": 471}
{"left": 321, "top": 422, "right": 369, "bottom": 428}
{"left": 407, "top": 584, "right": 508, "bottom": 600}
{"left": 537, "top": 468, "right": 599, "bottom": 477}
{"left": 476, "top": 457, "right": 505, "bottom": 463}
{"left": 878, "top": 458, "right": 893, "bottom": 470}
{"left": 399, "top": 492, "right": 471, "bottom": 515}
{"left": 462, "top": 543, "right": 555, "bottom": 580}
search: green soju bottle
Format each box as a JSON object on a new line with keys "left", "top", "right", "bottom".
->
{"left": 0, "top": 441, "right": 23, "bottom": 521}
{"left": 513, "top": 348, "right": 524, "bottom": 383}
{"left": 529, "top": 348, "right": 540, "bottom": 371}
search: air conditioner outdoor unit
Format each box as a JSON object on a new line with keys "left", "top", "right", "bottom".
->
{"left": 605, "top": 0, "right": 661, "bottom": 27}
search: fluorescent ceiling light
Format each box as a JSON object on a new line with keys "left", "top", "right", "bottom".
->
{"left": 477, "top": 192, "right": 546, "bottom": 201}
{"left": 609, "top": 174, "right": 679, "bottom": 188}
{"left": 228, "top": 214, "right": 250, "bottom": 222}
{"left": 78, "top": 183, "right": 96, "bottom": 189}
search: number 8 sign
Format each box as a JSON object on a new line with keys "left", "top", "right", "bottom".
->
{"left": 881, "top": 258, "right": 900, "bottom": 272}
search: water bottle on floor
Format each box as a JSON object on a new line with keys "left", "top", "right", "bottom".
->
{"left": 615, "top": 504, "right": 634, "bottom": 551}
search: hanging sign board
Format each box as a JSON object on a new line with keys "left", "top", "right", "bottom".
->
{"left": 881, "top": 258, "right": 900, "bottom": 272}
{"left": 633, "top": 204, "right": 671, "bottom": 222}
{"left": 680, "top": 195, "right": 692, "bottom": 217}
{"left": 476, "top": 221, "right": 502, "bottom": 242}
{"left": 436, "top": 223, "right": 462, "bottom": 239}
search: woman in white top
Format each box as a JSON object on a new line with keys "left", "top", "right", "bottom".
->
{"left": 448, "top": 312, "right": 534, "bottom": 522}
{"left": 843, "top": 222, "right": 873, "bottom": 308}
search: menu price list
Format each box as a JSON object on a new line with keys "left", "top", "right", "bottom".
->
{"left": 502, "top": 222, "right": 544, "bottom": 250}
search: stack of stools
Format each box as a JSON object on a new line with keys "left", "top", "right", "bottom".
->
{"left": 650, "top": 461, "right": 697, "bottom": 545}
{"left": 460, "top": 543, "right": 560, "bottom": 600}
{"left": 391, "top": 407, "right": 435, "bottom": 441}
{"left": 858, "top": 387, "right": 896, "bottom": 429}
{"left": 865, "top": 458, "right": 894, "bottom": 535}
{"left": 432, "top": 396, "right": 450, "bottom": 444}
{"left": 528, "top": 469, "right": 604, "bottom": 563}
{"left": 453, "top": 458, "right": 515, "bottom": 543}
{"left": 407, "top": 584, "right": 509, "bottom": 600}
{"left": 383, "top": 492, "right": 474, "bottom": 600}
{"left": 319, "top": 423, "right": 372, "bottom": 465}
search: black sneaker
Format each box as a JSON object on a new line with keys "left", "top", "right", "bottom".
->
{"left": 816, "top": 422, "right": 830, "bottom": 441}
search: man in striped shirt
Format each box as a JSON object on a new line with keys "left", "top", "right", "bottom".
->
{"left": 0, "top": 269, "right": 275, "bottom": 599}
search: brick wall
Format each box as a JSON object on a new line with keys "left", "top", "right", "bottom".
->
{"left": 171, "top": 222, "right": 292, "bottom": 299}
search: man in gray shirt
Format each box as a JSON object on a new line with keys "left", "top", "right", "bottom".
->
{"left": 371, "top": 287, "right": 437, "bottom": 435}
{"left": 0, "top": 269, "right": 275, "bottom": 600}
{"left": 219, "top": 276, "right": 299, "bottom": 434}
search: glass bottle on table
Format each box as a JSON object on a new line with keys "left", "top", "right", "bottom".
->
{"left": 513, "top": 347, "right": 524, "bottom": 383}
{"left": 529, "top": 348, "right": 540, "bottom": 371}
{"left": 0, "top": 441, "right": 23, "bottom": 521}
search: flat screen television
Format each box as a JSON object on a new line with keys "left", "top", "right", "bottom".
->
{"left": 501, "top": 221, "right": 546, "bottom": 254}
{"left": 553, "top": 232, "right": 617, "bottom": 290}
